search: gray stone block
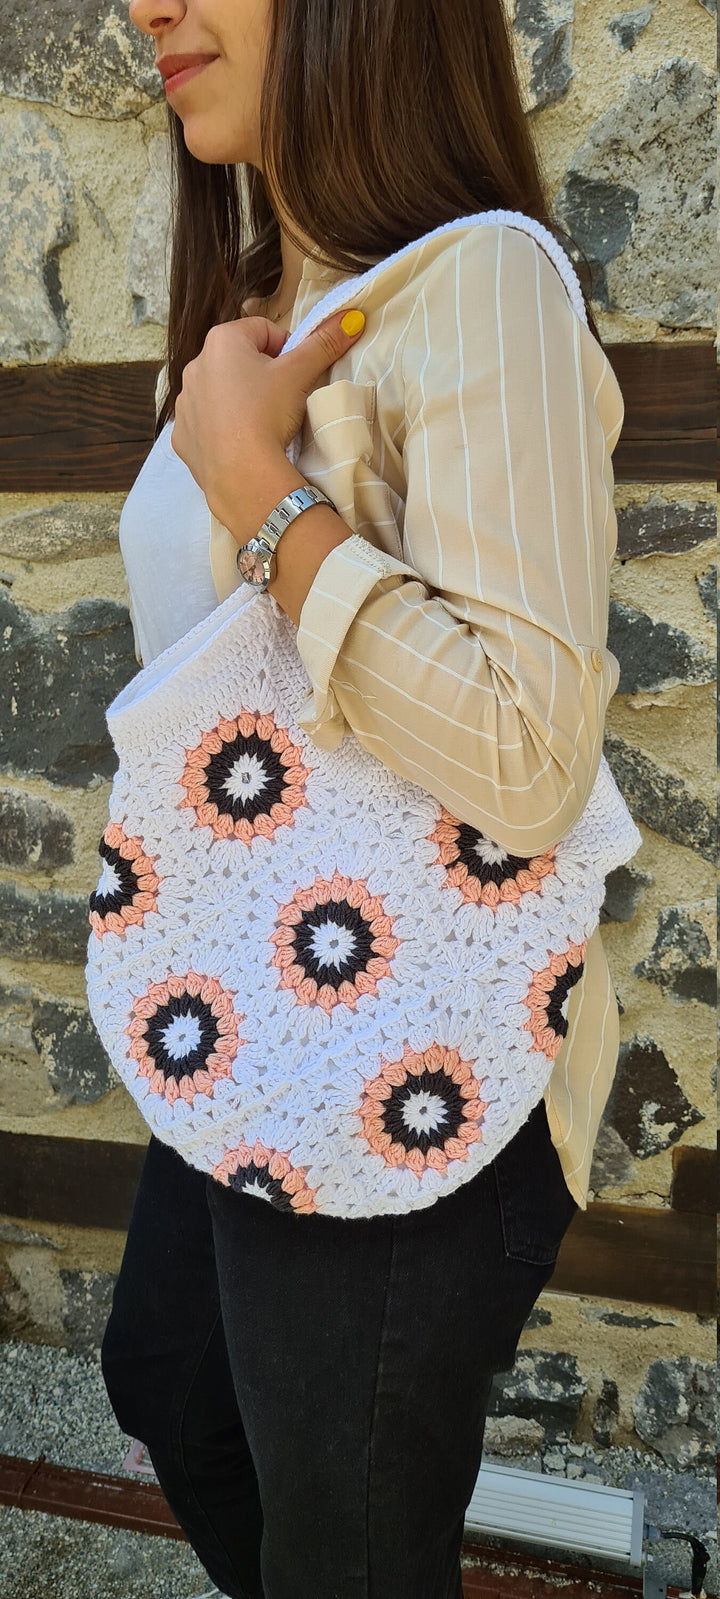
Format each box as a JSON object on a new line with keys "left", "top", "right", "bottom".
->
{"left": 635, "top": 900, "right": 716, "bottom": 1006}
{"left": 592, "top": 1377, "right": 620, "bottom": 1446}
{"left": 60, "top": 1268, "right": 118, "bottom": 1353}
{"left": 488, "top": 1350, "right": 587, "bottom": 1438}
{"left": 556, "top": 60, "right": 715, "bottom": 328}
{"left": 600, "top": 862, "right": 654, "bottom": 923}
{"left": 607, "top": 599, "right": 715, "bottom": 694}
{"left": 31, "top": 1001, "right": 117, "bottom": 1105}
{"left": 0, "top": 0, "right": 162, "bottom": 119}
{"left": 127, "top": 137, "right": 172, "bottom": 327}
{"left": 0, "top": 982, "right": 116, "bottom": 1107}
{"left": 81, "top": 185, "right": 116, "bottom": 245}
{"left": 513, "top": 0, "right": 575, "bottom": 112}
{"left": 633, "top": 1357, "right": 715, "bottom": 1469}
{"left": 555, "top": 174, "right": 639, "bottom": 306}
{"left": 0, "top": 110, "right": 75, "bottom": 365}
{"left": 616, "top": 496, "right": 715, "bottom": 560}
{"left": 0, "top": 503, "right": 121, "bottom": 563}
{"left": 583, "top": 1306, "right": 679, "bottom": 1328}
{"left": 0, "top": 980, "right": 47, "bottom": 1119}
{"left": 588, "top": 1120, "right": 637, "bottom": 1189}
{"left": 603, "top": 731, "right": 717, "bottom": 864}
{"left": 0, "top": 1261, "right": 34, "bottom": 1342}
{"left": 605, "top": 1035, "right": 704, "bottom": 1158}
{"left": 0, "top": 1221, "right": 62, "bottom": 1249}
{"left": 0, "top": 881, "right": 91, "bottom": 965}
{"left": 695, "top": 564, "right": 716, "bottom": 623}
{"left": 608, "top": 5, "right": 656, "bottom": 50}
{"left": 0, "top": 588, "right": 137, "bottom": 787}
{"left": 524, "top": 1305, "right": 552, "bottom": 1328}
{"left": 624, "top": 1465, "right": 717, "bottom": 1592}
{"left": 0, "top": 787, "right": 74, "bottom": 870}
{"left": 483, "top": 1415, "right": 546, "bottom": 1457}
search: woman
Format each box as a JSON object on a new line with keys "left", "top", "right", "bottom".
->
{"left": 100, "top": 2, "right": 627, "bottom": 1595}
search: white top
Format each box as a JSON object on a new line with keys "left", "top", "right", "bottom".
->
{"left": 118, "top": 422, "right": 223, "bottom": 667}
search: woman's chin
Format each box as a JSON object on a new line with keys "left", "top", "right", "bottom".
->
{"left": 181, "top": 118, "right": 248, "bottom": 166}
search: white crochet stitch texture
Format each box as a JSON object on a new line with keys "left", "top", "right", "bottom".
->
{"left": 85, "top": 209, "right": 642, "bottom": 1219}
{"left": 85, "top": 580, "right": 642, "bottom": 1220}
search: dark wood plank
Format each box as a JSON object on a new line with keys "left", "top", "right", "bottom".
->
{"left": 613, "top": 435, "right": 714, "bottom": 481}
{"left": 0, "top": 1131, "right": 147, "bottom": 1233}
{"left": 0, "top": 1131, "right": 715, "bottom": 1315}
{"left": 0, "top": 1454, "right": 685, "bottom": 1595}
{"left": 0, "top": 362, "right": 159, "bottom": 492}
{"left": 0, "top": 344, "right": 715, "bottom": 491}
{"left": 549, "top": 1201, "right": 716, "bottom": 1317}
{"left": 460, "top": 1550, "right": 679, "bottom": 1598}
{"left": 605, "top": 342, "right": 716, "bottom": 483}
{"left": 669, "top": 1143, "right": 717, "bottom": 1216}
{"left": 0, "top": 1453, "right": 184, "bottom": 1540}
{"left": 606, "top": 341, "right": 715, "bottom": 435}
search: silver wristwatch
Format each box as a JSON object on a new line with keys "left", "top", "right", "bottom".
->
{"left": 236, "top": 484, "right": 337, "bottom": 592}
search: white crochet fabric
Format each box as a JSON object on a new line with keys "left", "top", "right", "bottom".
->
{"left": 85, "top": 588, "right": 641, "bottom": 1220}
{"left": 85, "top": 208, "right": 643, "bottom": 1219}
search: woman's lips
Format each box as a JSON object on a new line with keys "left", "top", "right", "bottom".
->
{"left": 164, "top": 60, "right": 213, "bottom": 94}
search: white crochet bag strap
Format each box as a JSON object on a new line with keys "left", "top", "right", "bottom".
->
{"left": 477, "top": 208, "right": 588, "bottom": 324}
{"left": 283, "top": 208, "right": 587, "bottom": 467}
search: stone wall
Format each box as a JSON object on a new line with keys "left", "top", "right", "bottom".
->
{"left": 0, "top": 0, "right": 716, "bottom": 1531}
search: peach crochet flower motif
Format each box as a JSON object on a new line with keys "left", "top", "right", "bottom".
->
{"left": 269, "top": 870, "right": 400, "bottom": 1014}
{"left": 213, "top": 1139, "right": 319, "bottom": 1214}
{"left": 522, "top": 940, "right": 587, "bottom": 1059}
{"left": 178, "top": 709, "right": 311, "bottom": 844}
{"left": 125, "top": 971, "right": 246, "bottom": 1106}
{"left": 89, "top": 821, "right": 161, "bottom": 938}
{"left": 354, "top": 1042, "right": 488, "bottom": 1176}
{"left": 429, "top": 809, "right": 556, "bottom": 909}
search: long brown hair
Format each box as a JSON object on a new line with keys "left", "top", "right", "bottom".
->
{"left": 157, "top": 0, "right": 601, "bottom": 434}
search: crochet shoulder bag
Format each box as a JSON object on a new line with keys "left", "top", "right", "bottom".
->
{"left": 85, "top": 209, "right": 642, "bottom": 1220}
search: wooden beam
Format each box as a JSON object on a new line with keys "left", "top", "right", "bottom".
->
{"left": 0, "top": 363, "right": 158, "bottom": 493}
{"left": 669, "top": 1143, "right": 717, "bottom": 1216}
{"left": 605, "top": 342, "right": 716, "bottom": 483}
{"left": 0, "top": 1454, "right": 684, "bottom": 1595}
{"left": 0, "top": 1131, "right": 146, "bottom": 1234}
{"left": 0, "top": 344, "right": 715, "bottom": 492}
{"left": 0, "top": 1452, "right": 183, "bottom": 1540}
{"left": 0, "top": 1131, "right": 715, "bottom": 1315}
{"left": 549, "top": 1201, "right": 716, "bottom": 1318}
{"left": 460, "top": 1553, "right": 680, "bottom": 1599}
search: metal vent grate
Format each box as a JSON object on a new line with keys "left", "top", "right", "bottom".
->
{"left": 465, "top": 1461, "right": 645, "bottom": 1564}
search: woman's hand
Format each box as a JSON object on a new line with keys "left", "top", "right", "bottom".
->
{"left": 170, "top": 307, "right": 366, "bottom": 532}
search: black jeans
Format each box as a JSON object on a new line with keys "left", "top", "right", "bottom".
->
{"left": 101, "top": 1097, "right": 577, "bottom": 1599}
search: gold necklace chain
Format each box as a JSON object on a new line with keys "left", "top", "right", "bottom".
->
{"left": 261, "top": 293, "right": 293, "bottom": 324}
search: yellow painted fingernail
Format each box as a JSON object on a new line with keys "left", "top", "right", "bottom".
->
{"left": 340, "top": 309, "right": 365, "bottom": 336}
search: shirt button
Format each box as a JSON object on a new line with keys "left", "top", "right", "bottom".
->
{"left": 590, "top": 648, "right": 603, "bottom": 672}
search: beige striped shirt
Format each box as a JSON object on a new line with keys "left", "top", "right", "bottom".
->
{"left": 208, "top": 222, "right": 625, "bottom": 1209}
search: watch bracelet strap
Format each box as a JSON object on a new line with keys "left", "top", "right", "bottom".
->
{"left": 236, "top": 484, "right": 337, "bottom": 569}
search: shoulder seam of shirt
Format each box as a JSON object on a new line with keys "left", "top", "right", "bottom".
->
{"left": 399, "top": 220, "right": 573, "bottom": 396}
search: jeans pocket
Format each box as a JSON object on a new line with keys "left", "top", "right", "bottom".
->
{"left": 492, "top": 1097, "right": 578, "bottom": 1266}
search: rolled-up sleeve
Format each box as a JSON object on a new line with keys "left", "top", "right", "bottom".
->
{"left": 295, "top": 223, "right": 623, "bottom": 856}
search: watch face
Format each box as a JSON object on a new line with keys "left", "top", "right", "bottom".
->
{"left": 238, "top": 541, "right": 270, "bottom": 587}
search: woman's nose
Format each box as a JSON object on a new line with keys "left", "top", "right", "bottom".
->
{"left": 128, "top": 0, "right": 185, "bottom": 36}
